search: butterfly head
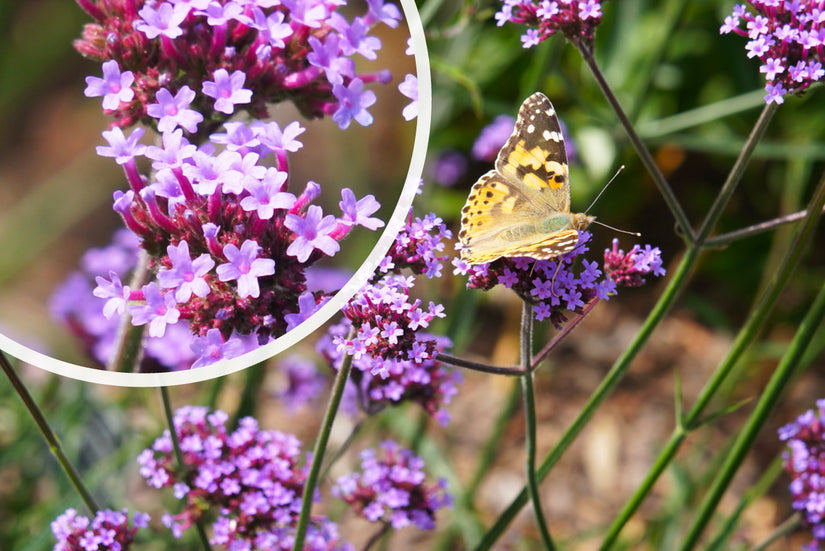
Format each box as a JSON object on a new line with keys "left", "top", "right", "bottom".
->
{"left": 572, "top": 212, "right": 596, "bottom": 231}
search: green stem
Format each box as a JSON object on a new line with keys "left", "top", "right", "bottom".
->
{"left": 475, "top": 247, "right": 698, "bottom": 551}
{"left": 695, "top": 102, "right": 779, "bottom": 245}
{"left": 520, "top": 303, "right": 555, "bottom": 550}
{"left": 704, "top": 206, "right": 821, "bottom": 248}
{"left": 160, "top": 387, "right": 212, "bottom": 551}
{"left": 600, "top": 169, "right": 825, "bottom": 549}
{"left": 575, "top": 40, "right": 694, "bottom": 244}
{"left": 679, "top": 279, "right": 825, "bottom": 549}
{"left": 1, "top": 351, "right": 99, "bottom": 514}
{"left": 292, "top": 327, "right": 356, "bottom": 551}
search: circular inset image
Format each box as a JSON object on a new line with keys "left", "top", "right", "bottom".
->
{"left": 0, "top": 0, "right": 431, "bottom": 385}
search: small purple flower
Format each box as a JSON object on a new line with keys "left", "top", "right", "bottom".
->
{"left": 157, "top": 240, "right": 216, "bottom": 302}
{"left": 240, "top": 169, "right": 295, "bottom": 219}
{"left": 398, "top": 73, "right": 418, "bottom": 121}
{"left": 202, "top": 69, "right": 253, "bottom": 115}
{"left": 255, "top": 120, "right": 305, "bottom": 153}
{"left": 462, "top": 233, "right": 665, "bottom": 327}
{"left": 97, "top": 127, "right": 146, "bottom": 165}
{"left": 285, "top": 205, "right": 341, "bottom": 262}
{"left": 275, "top": 354, "right": 328, "bottom": 412}
{"left": 190, "top": 328, "right": 245, "bottom": 368}
{"left": 332, "top": 78, "right": 377, "bottom": 129}
{"left": 338, "top": 188, "right": 384, "bottom": 230}
{"left": 308, "top": 34, "right": 356, "bottom": 85}
{"left": 430, "top": 150, "right": 468, "bottom": 187}
{"left": 130, "top": 282, "right": 180, "bottom": 337}
{"left": 147, "top": 86, "right": 204, "bottom": 133}
{"left": 93, "top": 271, "right": 131, "bottom": 319}
{"left": 216, "top": 240, "right": 276, "bottom": 299}
{"left": 499, "top": 0, "right": 609, "bottom": 49}
{"left": 135, "top": 2, "right": 190, "bottom": 39}
{"left": 84, "top": 59, "right": 135, "bottom": 110}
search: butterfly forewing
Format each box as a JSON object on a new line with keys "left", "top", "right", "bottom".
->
{"left": 495, "top": 92, "right": 570, "bottom": 213}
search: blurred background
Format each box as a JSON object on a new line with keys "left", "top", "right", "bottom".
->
{"left": 3, "top": 0, "right": 825, "bottom": 549}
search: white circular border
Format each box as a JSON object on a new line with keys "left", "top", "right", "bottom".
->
{"left": 0, "top": 0, "right": 431, "bottom": 387}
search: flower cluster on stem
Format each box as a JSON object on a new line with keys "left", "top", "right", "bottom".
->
{"left": 137, "top": 405, "right": 350, "bottom": 549}
{"left": 318, "top": 213, "right": 461, "bottom": 425}
{"left": 721, "top": 2, "right": 825, "bottom": 104}
{"left": 454, "top": 234, "right": 665, "bottom": 328}
{"left": 51, "top": 508, "right": 149, "bottom": 551}
{"left": 332, "top": 441, "right": 451, "bottom": 530}
{"left": 495, "top": 0, "right": 609, "bottom": 50}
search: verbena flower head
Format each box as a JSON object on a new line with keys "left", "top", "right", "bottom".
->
{"left": 137, "top": 406, "right": 351, "bottom": 550}
{"left": 779, "top": 399, "right": 825, "bottom": 550}
{"left": 496, "top": 0, "right": 610, "bottom": 50}
{"left": 454, "top": 233, "right": 665, "bottom": 328}
{"left": 51, "top": 508, "right": 149, "bottom": 551}
{"left": 721, "top": 2, "right": 825, "bottom": 104}
{"left": 332, "top": 441, "right": 451, "bottom": 530}
{"left": 318, "top": 213, "right": 460, "bottom": 424}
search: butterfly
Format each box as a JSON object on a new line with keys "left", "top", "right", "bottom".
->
{"left": 458, "top": 92, "right": 595, "bottom": 265}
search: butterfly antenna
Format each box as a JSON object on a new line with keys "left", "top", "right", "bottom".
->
{"left": 594, "top": 220, "right": 641, "bottom": 237}
{"left": 584, "top": 165, "right": 625, "bottom": 215}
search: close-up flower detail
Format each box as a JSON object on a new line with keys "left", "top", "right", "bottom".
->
{"left": 51, "top": 508, "right": 149, "bottom": 551}
{"left": 721, "top": 1, "right": 825, "bottom": 104}
{"left": 50, "top": 0, "right": 413, "bottom": 371}
{"left": 333, "top": 441, "right": 451, "bottom": 530}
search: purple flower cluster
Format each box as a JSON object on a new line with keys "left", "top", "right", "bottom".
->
{"left": 376, "top": 212, "right": 453, "bottom": 279}
{"left": 51, "top": 508, "right": 149, "bottom": 551}
{"left": 603, "top": 238, "right": 666, "bottom": 287}
{"left": 76, "top": 0, "right": 402, "bottom": 132}
{"left": 320, "top": 324, "right": 460, "bottom": 425}
{"left": 495, "top": 0, "right": 609, "bottom": 49}
{"left": 332, "top": 441, "right": 451, "bottom": 530}
{"left": 137, "top": 406, "right": 350, "bottom": 550}
{"left": 51, "top": 229, "right": 240, "bottom": 370}
{"left": 779, "top": 400, "right": 825, "bottom": 550}
{"left": 454, "top": 232, "right": 665, "bottom": 328}
{"left": 317, "top": 213, "right": 461, "bottom": 424}
{"left": 721, "top": 2, "right": 825, "bottom": 104}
